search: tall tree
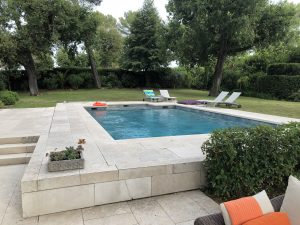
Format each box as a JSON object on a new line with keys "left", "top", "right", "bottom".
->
{"left": 55, "top": 0, "right": 102, "bottom": 88}
{"left": 168, "top": 0, "right": 296, "bottom": 96}
{"left": 122, "top": 0, "right": 167, "bottom": 83}
{"left": 118, "top": 11, "right": 138, "bottom": 35}
{"left": 93, "top": 14, "right": 124, "bottom": 68}
{"left": 0, "top": 0, "right": 59, "bottom": 95}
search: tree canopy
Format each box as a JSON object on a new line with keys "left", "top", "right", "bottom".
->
{"left": 167, "top": 0, "right": 296, "bottom": 95}
{"left": 0, "top": 0, "right": 61, "bottom": 95}
{"left": 122, "top": 0, "right": 168, "bottom": 74}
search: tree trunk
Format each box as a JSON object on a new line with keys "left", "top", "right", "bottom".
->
{"left": 86, "top": 45, "right": 101, "bottom": 89}
{"left": 209, "top": 43, "right": 227, "bottom": 96}
{"left": 21, "top": 50, "right": 39, "bottom": 96}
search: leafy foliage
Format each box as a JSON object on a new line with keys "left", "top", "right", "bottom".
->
{"left": 202, "top": 123, "right": 300, "bottom": 200}
{"left": 257, "top": 75, "right": 300, "bottom": 99}
{"left": 167, "top": 0, "right": 296, "bottom": 95}
{"left": 118, "top": 11, "right": 137, "bottom": 35}
{"left": 0, "top": 91, "right": 19, "bottom": 105}
{"left": 288, "top": 90, "right": 300, "bottom": 102}
{"left": 49, "top": 146, "right": 82, "bottom": 161}
{"left": 0, "top": 101, "right": 4, "bottom": 108}
{"left": 0, "top": 79, "right": 5, "bottom": 91}
{"left": 122, "top": 0, "right": 167, "bottom": 71}
{"left": 67, "top": 74, "right": 85, "bottom": 90}
{"left": 267, "top": 63, "right": 300, "bottom": 76}
{"left": 93, "top": 14, "right": 123, "bottom": 68}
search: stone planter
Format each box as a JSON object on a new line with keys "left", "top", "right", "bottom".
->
{"left": 48, "top": 151, "right": 84, "bottom": 172}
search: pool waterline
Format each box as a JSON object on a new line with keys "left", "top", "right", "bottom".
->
{"left": 85, "top": 105, "right": 275, "bottom": 140}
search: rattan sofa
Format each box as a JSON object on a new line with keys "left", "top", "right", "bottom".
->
{"left": 194, "top": 195, "right": 285, "bottom": 225}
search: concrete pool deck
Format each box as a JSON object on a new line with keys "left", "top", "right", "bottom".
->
{"left": 1, "top": 102, "right": 299, "bottom": 218}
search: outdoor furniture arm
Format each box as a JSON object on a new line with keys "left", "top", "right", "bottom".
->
{"left": 194, "top": 195, "right": 285, "bottom": 225}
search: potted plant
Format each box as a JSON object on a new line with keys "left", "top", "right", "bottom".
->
{"left": 47, "top": 139, "right": 86, "bottom": 172}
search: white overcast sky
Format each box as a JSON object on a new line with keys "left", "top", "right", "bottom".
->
{"left": 96, "top": 0, "right": 300, "bottom": 21}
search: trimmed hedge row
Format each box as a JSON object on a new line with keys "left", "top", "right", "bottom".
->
{"left": 202, "top": 122, "right": 300, "bottom": 200}
{"left": 267, "top": 63, "right": 300, "bottom": 76}
{"left": 0, "top": 67, "right": 189, "bottom": 91}
{"left": 256, "top": 75, "right": 300, "bottom": 99}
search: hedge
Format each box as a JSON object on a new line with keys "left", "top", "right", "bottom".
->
{"left": 267, "top": 63, "right": 300, "bottom": 76}
{"left": 256, "top": 75, "right": 300, "bottom": 99}
{"left": 0, "top": 67, "right": 190, "bottom": 91}
{"left": 202, "top": 123, "right": 300, "bottom": 200}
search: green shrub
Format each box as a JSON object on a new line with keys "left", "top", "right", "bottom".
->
{"left": 121, "top": 73, "right": 140, "bottom": 88}
{"left": 289, "top": 46, "right": 300, "bottom": 63}
{"left": 103, "top": 73, "right": 122, "bottom": 88}
{"left": 0, "top": 100, "right": 4, "bottom": 108}
{"left": 267, "top": 63, "right": 300, "bottom": 76}
{"left": 77, "top": 72, "right": 95, "bottom": 88}
{"left": 202, "top": 123, "right": 300, "bottom": 200}
{"left": 221, "top": 69, "right": 242, "bottom": 91}
{"left": 257, "top": 75, "right": 300, "bottom": 99}
{"left": 49, "top": 146, "right": 82, "bottom": 161}
{"left": 0, "top": 79, "right": 6, "bottom": 91}
{"left": 0, "top": 91, "right": 19, "bottom": 105}
{"left": 42, "top": 76, "right": 59, "bottom": 90}
{"left": 67, "top": 74, "right": 84, "bottom": 90}
{"left": 288, "top": 90, "right": 300, "bottom": 102}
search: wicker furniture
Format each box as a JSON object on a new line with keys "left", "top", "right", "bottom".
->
{"left": 194, "top": 195, "right": 285, "bottom": 225}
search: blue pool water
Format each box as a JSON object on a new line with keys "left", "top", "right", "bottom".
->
{"left": 86, "top": 106, "right": 273, "bottom": 140}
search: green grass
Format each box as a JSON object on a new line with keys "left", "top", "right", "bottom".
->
{"left": 8, "top": 88, "right": 300, "bottom": 118}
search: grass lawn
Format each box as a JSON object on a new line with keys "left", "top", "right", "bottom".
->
{"left": 9, "top": 88, "right": 300, "bottom": 118}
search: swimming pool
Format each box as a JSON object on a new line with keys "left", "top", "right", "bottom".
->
{"left": 86, "top": 105, "right": 273, "bottom": 140}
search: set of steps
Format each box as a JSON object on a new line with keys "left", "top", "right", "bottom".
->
{"left": 0, "top": 136, "right": 38, "bottom": 166}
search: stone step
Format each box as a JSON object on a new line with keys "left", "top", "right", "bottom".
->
{"left": 0, "top": 143, "right": 36, "bottom": 155}
{"left": 0, "top": 136, "right": 39, "bottom": 145}
{"left": 0, "top": 153, "right": 32, "bottom": 166}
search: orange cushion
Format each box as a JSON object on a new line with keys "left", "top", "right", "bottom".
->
{"left": 224, "top": 197, "right": 263, "bottom": 225}
{"left": 242, "top": 212, "right": 291, "bottom": 225}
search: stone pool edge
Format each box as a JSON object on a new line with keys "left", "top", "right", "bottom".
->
{"left": 21, "top": 101, "right": 300, "bottom": 218}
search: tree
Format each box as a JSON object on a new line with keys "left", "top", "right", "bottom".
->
{"left": 0, "top": 0, "right": 59, "bottom": 95}
{"left": 93, "top": 14, "right": 124, "bottom": 68}
{"left": 122, "top": 0, "right": 168, "bottom": 82}
{"left": 55, "top": 1, "right": 102, "bottom": 88}
{"left": 118, "top": 11, "right": 138, "bottom": 35}
{"left": 56, "top": 48, "right": 89, "bottom": 67}
{"left": 168, "top": 0, "right": 296, "bottom": 96}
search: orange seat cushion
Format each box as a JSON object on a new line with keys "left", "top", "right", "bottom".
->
{"left": 224, "top": 197, "right": 263, "bottom": 225}
{"left": 242, "top": 212, "right": 291, "bottom": 225}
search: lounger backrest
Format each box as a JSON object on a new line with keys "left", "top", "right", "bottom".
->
{"left": 213, "top": 91, "right": 229, "bottom": 102}
{"left": 144, "top": 90, "right": 155, "bottom": 97}
{"left": 225, "top": 92, "right": 241, "bottom": 103}
{"left": 160, "top": 90, "right": 170, "bottom": 98}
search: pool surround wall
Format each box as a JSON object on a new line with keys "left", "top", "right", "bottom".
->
{"left": 21, "top": 102, "right": 299, "bottom": 217}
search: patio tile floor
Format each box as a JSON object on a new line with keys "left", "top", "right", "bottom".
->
{"left": 0, "top": 165, "right": 220, "bottom": 225}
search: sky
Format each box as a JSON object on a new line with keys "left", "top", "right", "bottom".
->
{"left": 95, "top": 0, "right": 168, "bottom": 21}
{"left": 96, "top": 0, "right": 300, "bottom": 21}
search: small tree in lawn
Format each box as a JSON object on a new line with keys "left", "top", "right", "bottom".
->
{"left": 168, "top": 0, "right": 296, "bottom": 96}
{"left": 122, "top": 0, "right": 167, "bottom": 85}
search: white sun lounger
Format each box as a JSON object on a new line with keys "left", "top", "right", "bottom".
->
{"left": 159, "top": 90, "right": 177, "bottom": 101}
{"left": 198, "top": 91, "right": 229, "bottom": 105}
{"left": 216, "top": 92, "right": 242, "bottom": 108}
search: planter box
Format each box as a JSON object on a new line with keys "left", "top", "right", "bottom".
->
{"left": 48, "top": 152, "right": 84, "bottom": 172}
